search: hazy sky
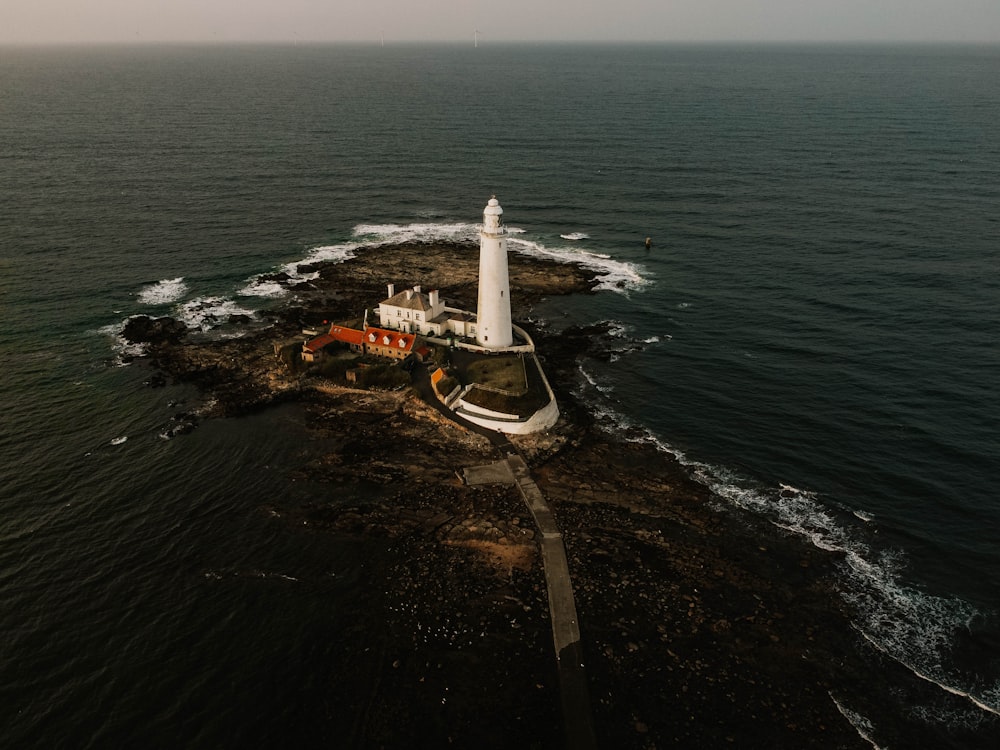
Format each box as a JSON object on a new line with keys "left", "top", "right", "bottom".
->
{"left": 3, "top": 0, "right": 1000, "bottom": 45}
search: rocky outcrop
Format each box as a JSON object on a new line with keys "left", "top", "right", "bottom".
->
{"left": 122, "top": 315, "right": 188, "bottom": 345}
{"left": 125, "top": 242, "right": 894, "bottom": 749}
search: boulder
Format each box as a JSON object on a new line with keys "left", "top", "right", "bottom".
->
{"left": 122, "top": 315, "right": 188, "bottom": 345}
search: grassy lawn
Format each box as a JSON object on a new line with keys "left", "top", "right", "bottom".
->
{"left": 465, "top": 355, "right": 527, "bottom": 394}
{"left": 460, "top": 354, "right": 551, "bottom": 415}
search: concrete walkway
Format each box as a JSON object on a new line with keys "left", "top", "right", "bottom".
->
{"left": 421, "top": 363, "right": 597, "bottom": 747}
{"left": 506, "top": 454, "right": 597, "bottom": 750}
{"left": 462, "top": 453, "right": 597, "bottom": 749}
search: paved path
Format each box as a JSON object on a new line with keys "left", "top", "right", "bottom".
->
{"left": 419, "top": 363, "right": 597, "bottom": 747}
{"left": 506, "top": 454, "right": 598, "bottom": 750}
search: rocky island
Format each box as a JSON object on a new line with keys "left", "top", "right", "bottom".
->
{"left": 124, "top": 241, "right": 918, "bottom": 749}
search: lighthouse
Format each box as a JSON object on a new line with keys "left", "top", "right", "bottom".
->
{"left": 476, "top": 196, "right": 513, "bottom": 348}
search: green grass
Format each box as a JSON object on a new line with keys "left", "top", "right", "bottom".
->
{"left": 465, "top": 355, "right": 527, "bottom": 394}
{"left": 459, "top": 354, "right": 551, "bottom": 416}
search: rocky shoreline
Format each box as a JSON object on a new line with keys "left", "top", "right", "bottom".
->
{"left": 126, "top": 242, "right": 919, "bottom": 748}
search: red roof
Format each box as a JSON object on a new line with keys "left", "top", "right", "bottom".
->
{"left": 303, "top": 333, "right": 336, "bottom": 353}
{"left": 328, "top": 325, "right": 364, "bottom": 346}
{"left": 363, "top": 326, "right": 415, "bottom": 352}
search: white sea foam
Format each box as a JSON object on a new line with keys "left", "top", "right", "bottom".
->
{"left": 508, "top": 236, "right": 648, "bottom": 293}
{"left": 240, "top": 243, "right": 356, "bottom": 298}
{"left": 354, "top": 221, "right": 476, "bottom": 243}
{"left": 296, "top": 243, "right": 357, "bottom": 267}
{"left": 239, "top": 278, "right": 287, "bottom": 298}
{"left": 829, "top": 694, "right": 884, "bottom": 749}
{"left": 176, "top": 297, "right": 254, "bottom": 332}
{"left": 703, "top": 469, "right": 999, "bottom": 718}
{"left": 110, "top": 436, "right": 128, "bottom": 446}
{"left": 608, "top": 318, "right": 670, "bottom": 344}
{"left": 605, "top": 320, "right": 630, "bottom": 339}
{"left": 578, "top": 364, "right": 616, "bottom": 395}
{"left": 560, "top": 231, "right": 589, "bottom": 240}
{"left": 570, "top": 362, "right": 1000, "bottom": 724}
{"left": 138, "top": 277, "right": 188, "bottom": 305}
{"left": 95, "top": 319, "right": 148, "bottom": 365}
{"left": 344, "top": 220, "right": 648, "bottom": 294}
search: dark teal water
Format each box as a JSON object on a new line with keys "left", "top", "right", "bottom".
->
{"left": 2, "top": 44, "right": 999, "bottom": 746}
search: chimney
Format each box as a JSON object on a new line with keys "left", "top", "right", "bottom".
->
{"left": 413, "top": 285, "right": 421, "bottom": 294}
{"left": 387, "top": 283, "right": 395, "bottom": 298}
{"left": 429, "top": 289, "right": 440, "bottom": 307}
{"left": 405, "top": 289, "right": 413, "bottom": 300}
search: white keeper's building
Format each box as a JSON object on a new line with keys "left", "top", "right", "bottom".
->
{"left": 377, "top": 283, "right": 478, "bottom": 339}
{"left": 377, "top": 196, "right": 519, "bottom": 347}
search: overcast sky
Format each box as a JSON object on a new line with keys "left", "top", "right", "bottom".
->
{"left": 3, "top": 1, "right": 999, "bottom": 45}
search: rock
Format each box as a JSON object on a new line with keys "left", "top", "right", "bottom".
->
{"left": 258, "top": 271, "right": 291, "bottom": 283}
{"left": 122, "top": 315, "right": 188, "bottom": 345}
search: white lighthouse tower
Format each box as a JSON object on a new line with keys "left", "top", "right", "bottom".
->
{"left": 476, "top": 196, "right": 513, "bottom": 348}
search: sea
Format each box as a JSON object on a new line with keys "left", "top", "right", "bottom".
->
{"left": 1, "top": 43, "right": 998, "bottom": 748}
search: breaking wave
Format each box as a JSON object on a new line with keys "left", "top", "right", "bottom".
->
{"left": 354, "top": 222, "right": 474, "bottom": 242}
{"left": 234, "top": 220, "right": 647, "bottom": 303}
{"left": 830, "top": 694, "right": 884, "bottom": 750}
{"left": 570, "top": 362, "right": 1000, "bottom": 729}
{"left": 95, "top": 320, "right": 148, "bottom": 365}
{"left": 508, "top": 237, "right": 647, "bottom": 293}
{"left": 239, "top": 243, "right": 356, "bottom": 297}
{"left": 345, "top": 221, "right": 649, "bottom": 294}
{"left": 176, "top": 297, "right": 254, "bottom": 332}
{"left": 138, "top": 277, "right": 188, "bottom": 305}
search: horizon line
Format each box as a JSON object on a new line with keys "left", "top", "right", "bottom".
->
{"left": 4, "top": 38, "right": 1000, "bottom": 48}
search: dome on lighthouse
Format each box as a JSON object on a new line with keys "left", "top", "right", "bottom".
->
{"left": 482, "top": 196, "right": 504, "bottom": 235}
{"left": 484, "top": 196, "right": 503, "bottom": 217}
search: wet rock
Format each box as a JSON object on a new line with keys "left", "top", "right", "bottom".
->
{"left": 122, "top": 315, "right": 187, "bottom": 345}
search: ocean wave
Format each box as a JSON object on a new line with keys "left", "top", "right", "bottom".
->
{"left": 345, "top": 220, "right": 649, "bottom": 294}
{"left": 589, "top": 320, "right": 667, "bottom": 362}
{"left": 137, "top": 277, "right": 187, "bottom": 306}
{"left": 704, "top": 466, "right": 999, "bottom": 720}
{"left": 560, "top": 231, "right": 589, "bottom": 240}
{"left": 95, "top": 320, "right": 149, "bottom": 365}
{"left": 571, "top": 364, "right": 1000, "bottom": 725}
{"left": 238, "top": 278, "right": 288, "bottom": 298}
{"left": 578, "top": 364, "right": 616, "bottom": 395}
{"left": 176, "top": 297, "right": 255, "bottom": 332}
{"left": 239, "top": 243, "right": 356, "bottom": 298}
{"left": 508, "top": 237, "right": 648, "bottom": 293}
{"left": 235, "top": 221, "right": 648, "bottom": 304}
{"left": 830, "top": 694, "right": 884, "bottom": 750}
{"left": 354, "top": 221, "right": 476, "bottom": 243}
